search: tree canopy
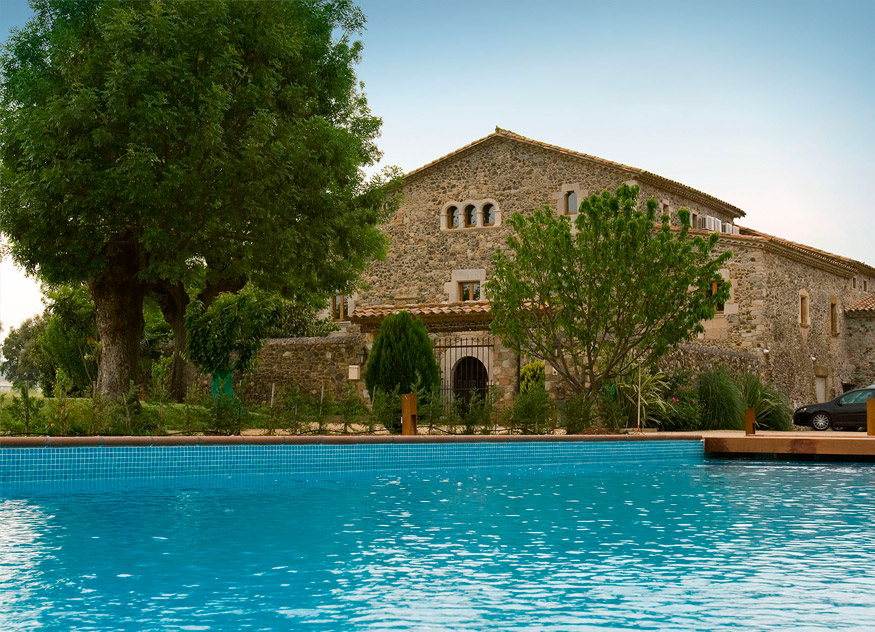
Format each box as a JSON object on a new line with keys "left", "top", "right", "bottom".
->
{"left": 0, "top": 0, "right": 397, "bottom": 399}
{"left": 489, "top": 184, "right": 731, "bottom": 409}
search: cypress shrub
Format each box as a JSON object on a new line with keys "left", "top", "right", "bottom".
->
{"left": 365, "top": 312, "right": 440, "bottom": 432}
{"left": 698, "top": 368, "right": 745, "bottom": 430}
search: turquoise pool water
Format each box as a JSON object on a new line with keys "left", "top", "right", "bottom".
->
{"left": 2, "top": 460, "right": 874, "bottom": 630}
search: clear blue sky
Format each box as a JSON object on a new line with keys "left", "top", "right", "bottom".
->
{"left": 1, "top": 0, "right": 874, "bottom": 330}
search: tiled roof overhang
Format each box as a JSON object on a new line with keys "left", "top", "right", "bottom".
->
{"left": 351, "top": 301, "right": 492, "bottom": 328}
{"left": 847, "top": 295, "right": 875, "bottom": 317}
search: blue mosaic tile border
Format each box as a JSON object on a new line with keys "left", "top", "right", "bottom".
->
{"left": 0, "top": 440, "right": 704, "bottom": 495}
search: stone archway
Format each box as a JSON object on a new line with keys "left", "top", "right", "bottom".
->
{"left": 453, "top": 356, "right": 489, "bottom": 412}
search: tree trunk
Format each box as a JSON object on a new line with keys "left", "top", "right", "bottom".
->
{"left": 155, "top": 278, "right": 246, "bottom": 402}
{"left": 156, "top": 285, "right": 195, "bottom": 402}
{"left": 90, "top": 264, "right": 146, "bottom": 401}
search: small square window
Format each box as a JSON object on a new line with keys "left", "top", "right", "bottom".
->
{"left": 565, "top": 191, "right": 578, "bottom": 215}
{"left": 459, "top": 282, "right": 481, "bottom": 302}
{"left": 706, "top": 281, "right": 725, "bottom": 314}
{"left": 332, "top": 294, "right": 349, "bottom": 321}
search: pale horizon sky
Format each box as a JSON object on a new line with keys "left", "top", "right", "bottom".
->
{"left": 1, "top": 0, "right": 874, "bottom": 336}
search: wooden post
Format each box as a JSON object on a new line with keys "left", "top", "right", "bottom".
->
{"left": 401, "top": 393, "right": 418, "bottom": 436}
{"left": 745, "top": 408, "right": 756, "bottom": 436}
{"left": 868, "top": 399, "right": 875, "bottom": 437}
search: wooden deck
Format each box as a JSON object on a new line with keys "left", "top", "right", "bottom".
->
{"left": 701, "top": 430, "right": 875, "bottom": 460}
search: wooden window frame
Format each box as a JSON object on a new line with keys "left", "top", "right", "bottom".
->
{"left": 332, "top": 294, "right": 349, "bottom": 321}
{"left": 707, "top": 281, "right": 725, "bottom": 314}
{"left": 800, "top": 293, "right": 810, "bottom": 327}
{"left": 458, "top": 281, "right": 481, "bottom": 302}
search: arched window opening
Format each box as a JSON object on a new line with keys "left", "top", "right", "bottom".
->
{"left": 464, "top": 204, "right": 477, "bottom": 227}
{"left": 483, "top": 203, "right": 496, "bottom": 226}
{"left": 448, "top": 206, "right": 460, "bottom": 228}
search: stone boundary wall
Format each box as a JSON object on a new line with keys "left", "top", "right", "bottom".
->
{"left": 244, "top": 335, "right": 368, "bottom": 405}
{"left": 659, "top": 343, "right": 762, "bottom": 375}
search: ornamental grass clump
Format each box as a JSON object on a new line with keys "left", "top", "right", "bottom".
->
{"left": 698, "top": 368, "right": 745, "bottom": 430}
{"left": 738, "top": 372, "right": 792, "bottom": 431}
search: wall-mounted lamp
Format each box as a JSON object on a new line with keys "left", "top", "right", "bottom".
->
{"left": 357, "top": 347, "right": 368, "bottom": 366}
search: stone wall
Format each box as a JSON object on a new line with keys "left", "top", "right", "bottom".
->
{"left": 244, "top": 334, "right": 368, "bottom": 406}
{"left": 359, "top": 136, "right": 740, "bottom": 306}
{"left": 845, "top": 315, "right": 875, "bottom": 387}
{"left": 659, "top": 343, "right": 762, "bottom": 376}
{"left": 759, "top": 250, "right": 860, "bottom": 406}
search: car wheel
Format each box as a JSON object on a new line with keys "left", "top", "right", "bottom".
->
{"left": 811, "top": 412, "right": 831, "bottom": 431}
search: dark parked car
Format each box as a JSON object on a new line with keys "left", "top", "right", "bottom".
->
{"left": 793, "top": 388, "right": 875, "bottom": 431}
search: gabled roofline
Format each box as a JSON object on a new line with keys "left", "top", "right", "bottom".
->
{"left": 738, "top": 226, "right": 875, "bottom": 278}
{"left": 404, "top": 127, "right": 746, "bottom": 219}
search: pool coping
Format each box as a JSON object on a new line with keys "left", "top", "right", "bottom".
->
{"left": 0, "top": 433, "right": 705, "bottom": 447}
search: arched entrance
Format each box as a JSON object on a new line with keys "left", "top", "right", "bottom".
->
{"left": 453, "top": 356, "right": 489, "bottom": 412}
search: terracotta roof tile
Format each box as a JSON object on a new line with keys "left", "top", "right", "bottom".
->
{"left": 848, "top": 295, "right": 875, "bottom": 313}
{"left": 352, "top": 301, "right": 492, "bottom": 321}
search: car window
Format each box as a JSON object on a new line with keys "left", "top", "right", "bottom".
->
{"left": 839, "top": 391, "right": 866, "bottom": 404}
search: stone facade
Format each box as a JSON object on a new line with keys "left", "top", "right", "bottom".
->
{"left": 250, "top": 128, "right": 875, "bottom": 409}
{"left": 245, "top": 333, "right": 368, "bottom": 405}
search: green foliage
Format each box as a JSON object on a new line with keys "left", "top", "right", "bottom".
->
{"left": 519, "top": 361, "right": 545, "bottom": 394}
{"left": 365, "top": 311, "right": 440, "bottom": 399}
{"left": 560, "top": 395, "right": 597, "bottom": 434}
{"left": 507, "top": 387, "right": 555, "bottom": 434}
{"left": 599, "top": 368, "right": 670, "bottom": 431}
{"left": 738, "top": 372, "right": 792, "bottom": 431}
{"left": 0, "top": 0, "right": 400, "bottom": 397}
{"left": 6, "top": 383, "right": 45, "bottom": 435}
{"left": 186, "top": 287, "right": 284, "bottom": 376}
{"left": 336, "top": 384, "right": 367, "bottom": 434}
{"left": 489, "top": 184, "right": 731, "bottom": 414}
{"left": 265, "top": 298, "right": 339, "bottom": 339}
{"left": 38, "top": 283, "right": 99, "bottom": 395}
{"left": 1, "top": 316, "right": 48, "bottom": 386}
{"left": 698, "top": 368, "right": 745, "bottom": 430}
{"left": 370, "top": 386, "right": 401, "bottom": 433}
{"left": 459, "top": 390, "right": 496, "bottom": 435}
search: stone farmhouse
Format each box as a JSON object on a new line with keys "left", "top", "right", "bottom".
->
{"left": 251, "top": 128, "right": 875, "bottom": 409}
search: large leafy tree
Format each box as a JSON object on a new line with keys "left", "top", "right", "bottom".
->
{"left": 0, "top": 0, "right": 395, "bottom": 400}
{"left": 1, "top": 315, "right": 48, "bottom": 387}
{"left": 489, "top": 184, "right": 731, "bottom": 411}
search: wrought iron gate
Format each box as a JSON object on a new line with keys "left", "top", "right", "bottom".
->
{"left": 433, "top": 335, "right": 493, "bottom": 412}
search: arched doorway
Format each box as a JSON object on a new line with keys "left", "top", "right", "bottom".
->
{"left": 453, "top": 356, "right": 489, "bottom": 412}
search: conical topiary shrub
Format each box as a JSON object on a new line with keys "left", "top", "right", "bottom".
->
{"left": 365, "top": 311, "right": 440, "bottom": 431}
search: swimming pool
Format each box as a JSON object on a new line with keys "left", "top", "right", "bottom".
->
{"left": 1, "top": 443, "right": 874, "bottom": 630}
